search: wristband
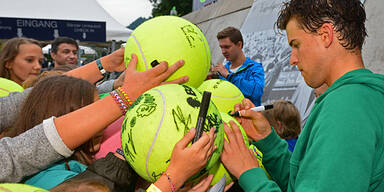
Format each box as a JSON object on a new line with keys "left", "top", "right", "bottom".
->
{"left": 117, "top": 87, "right": 133, "bottom": 106}
{"left": 110, "top": 90, "right": 128, "bottom": 115}
{"left": 115, "top": 89, "right": 130, "bottom": 108}
{"left": 146, "top": 184, "right": 162, "bottom": 192}
{"left": 116, "top": 148, "right": 125, "bottom": 158}
{"left": 96, "top": 59, "right": 107, "bottom": 76}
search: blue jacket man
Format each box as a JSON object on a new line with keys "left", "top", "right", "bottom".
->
{"left": 219, "top": 58, "right": 264, "bottom": 106}
{"left": 212, "top": 27, "right": 265, "bottom": 106}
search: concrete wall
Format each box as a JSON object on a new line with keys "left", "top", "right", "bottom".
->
{"left": 184, "top": 0, "right": 253, "bottom": 65}
{"left": 185, "top": 0, "right": 384, "bottom": 75}
{"left": 362, "top": 0, "right": 384, "bottom": 74}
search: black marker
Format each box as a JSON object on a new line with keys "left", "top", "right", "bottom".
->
{"left": 193, "top": 91, "right": 212, "bottom": 143}
{"left": 230, "top": 104, "right": 274, "bottom": 117}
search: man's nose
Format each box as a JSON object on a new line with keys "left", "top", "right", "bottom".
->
{"left": 289, "top": 51, "right": 298, "bottom": 66}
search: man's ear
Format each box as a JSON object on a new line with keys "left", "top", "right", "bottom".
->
{"left": 236, "top": 41, "right": 243, "bottom": 49}
{"left": 5, "top": 61, "right": 12, "bottom": 69}
{"left": 318, "top": 23, "right": 333, "bottom": 48}
{"left": 277, "top": 121, "right": 282, "bottom": 129}
{"left": 50, "top": 51, "right": 56, "bottom": 60}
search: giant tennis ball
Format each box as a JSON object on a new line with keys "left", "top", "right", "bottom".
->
{"left": 198, "top": 79, "right": 244, "bottom": 114}
{"left": 124, "top": 16, "right": 211, "bottom": 88}
{"left": 0, "top": 183, "right": 48, "bottom": 192}
{"left": 0, "top": 77, "right": 24, "bottom": 97}
{"left": 121, "top": 84, "right": 224, "bottom": 182}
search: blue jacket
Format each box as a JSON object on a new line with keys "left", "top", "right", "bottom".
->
{"left": 285, "top": 138, "right": 297, "bottom": 152}
{"left": 219, "top": 57, "right": 264, "bottom": 106}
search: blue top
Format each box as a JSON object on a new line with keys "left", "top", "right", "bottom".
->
{"left": 285, "top": 138, "right": 297, "bottom": 152}
{"left": 24, "top": 160, "right": 87, "bottom": 190}
{"left": 219, "top": 57, "right": 264, "bottom": 106}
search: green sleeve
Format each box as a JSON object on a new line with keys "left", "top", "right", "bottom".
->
{"left": 252, "top": 129, "right": 292, "bottom": 191}
{"left": 239, "top": 168, "right": 281, "bottom": 191}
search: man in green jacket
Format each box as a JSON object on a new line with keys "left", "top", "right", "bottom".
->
{"left": 220, "top": 0, "right": 384, "bottom": 191}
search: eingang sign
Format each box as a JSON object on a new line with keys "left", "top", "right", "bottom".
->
{"left": 0, "top": 17, "right": 106, "bottom": 42}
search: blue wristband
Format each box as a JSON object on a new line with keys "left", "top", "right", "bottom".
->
{"left": 96, "top": 59, "right": 107, "bottom": 76}
{"left": 116, "top": 148, "right": 125, "bottom": 158}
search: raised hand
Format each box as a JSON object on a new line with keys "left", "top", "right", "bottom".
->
{"left": 154, "top": 128, "right": 216, "bottom": 192}
{"left": 220, "top": 121, "right": 259, "bottom": 179}
{"left": 167, "top": 128, "right": 216, "bottom": 184}
{"left": 234, "top": 99, "right": 272, "bottom": 142}
{"left": 100, "top": 48, "right": 126, "bottom": 73}
{"left": 121, "top": 54, "right": 189, "bottom": 100}
{"left": 213, "top": 63, "right": 229, "bottom": 78}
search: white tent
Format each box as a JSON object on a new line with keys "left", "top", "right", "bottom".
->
{"left": 42, "top": 44, "right": 96, "bottom": 55}
{"left": 0, "top": 0, "right": 132, "bottom": 42}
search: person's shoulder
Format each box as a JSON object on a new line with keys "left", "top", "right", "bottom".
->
{"left": 245, "top": 58, "right": 262, "bottom": 68}
{"left": 318, "top": 83, "right": 382, "bottom": 122}
{"left": 328, "top": 83, "right": 380, "bottom": 101}
{"left": 245, "top": 57, "right": 258, "bottom": 64}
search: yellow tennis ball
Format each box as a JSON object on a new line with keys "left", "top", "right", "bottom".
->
{"left": 198, "top": 79, "right": 244, "bottom": 114}
{"left": 124, "top": 16, "right": 211, "bottom": 88}
{"left": 249, "top": 144, "right": 270, "bottom": 179}
{"left": 0, "top": 78, "right": 24, "bottom": 97}
{"left": 121, "top": 84, "right": 224, "bottom": 182}
{"left": 0, "top": 183, "right": 48, "bottom": 192}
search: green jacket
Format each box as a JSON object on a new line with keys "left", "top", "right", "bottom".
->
{"left": 239, "top": 69, "right": 384, "bottom": 191}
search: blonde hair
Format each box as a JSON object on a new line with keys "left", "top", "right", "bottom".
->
{"left": 262, "top": 100, "right": 301, "bottom": 139}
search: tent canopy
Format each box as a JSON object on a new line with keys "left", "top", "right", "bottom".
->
{"left": 42, "top": 44, "right": 96, "bottom": 55}
{"left": 0, "top": 0, "right": 132, "bottom": 42}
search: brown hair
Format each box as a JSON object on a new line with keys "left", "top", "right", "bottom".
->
{"left": 22, "top": 64, "right": 79, "bottom": 88}
{"left": 51, "top": 37, "right": 79, "bottom": 54}
{"left": 51, "top": 179, "right": 111, "bottom": 192}
{"left": 22, "top": 70, "right": 64, "bottom": 89}
{"left": 262, "top": 100, "right": 301, "bottom": 139}
{"left": 9, "top": 75, "right": 98, "bottom": 165}
{"left": 276, "top": 0, "right": 367, "bottom": 50}
{"left": 0, "top": 37, "right": 41, "bottom": 79}
{"left": 217, "top": 27, "right": 244, "bottom": 48}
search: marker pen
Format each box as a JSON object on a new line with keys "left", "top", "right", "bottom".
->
{"left": 230, "top": 104, "right": 274, "bottom": 117}
{"left": 193, "top": 91, "right": 212, "bottom": 143}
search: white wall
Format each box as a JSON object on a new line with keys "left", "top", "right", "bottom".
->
{"left": 362, "top": 0, "right": 384, "bottom": 74}
{"left": 184, "top": 0, "right": 253, "bottom": 65}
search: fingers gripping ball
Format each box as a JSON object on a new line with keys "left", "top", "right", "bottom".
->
{"left": 0, "top": 78, "right": 24, "bottom": 97}
{"left": 208, "top": 112, "right": 269, "bottom": 186}
{"left": 0, "top": 183, "right": 48, "bottom": 192}
{"left": 124, "top": 16, "right": 211, "bottom": 88}
{"left": 207, "top": 112, "right": 249, "bottom": 185}
{"left": 121, "top": 84, "right": 224, "bottom": 182}
{"left": 198, "top": 79, "right": 244, "bottom": 114}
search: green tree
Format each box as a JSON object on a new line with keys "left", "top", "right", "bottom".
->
{"left": 149, "top": 0, "right": 192, "bottom": 17}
